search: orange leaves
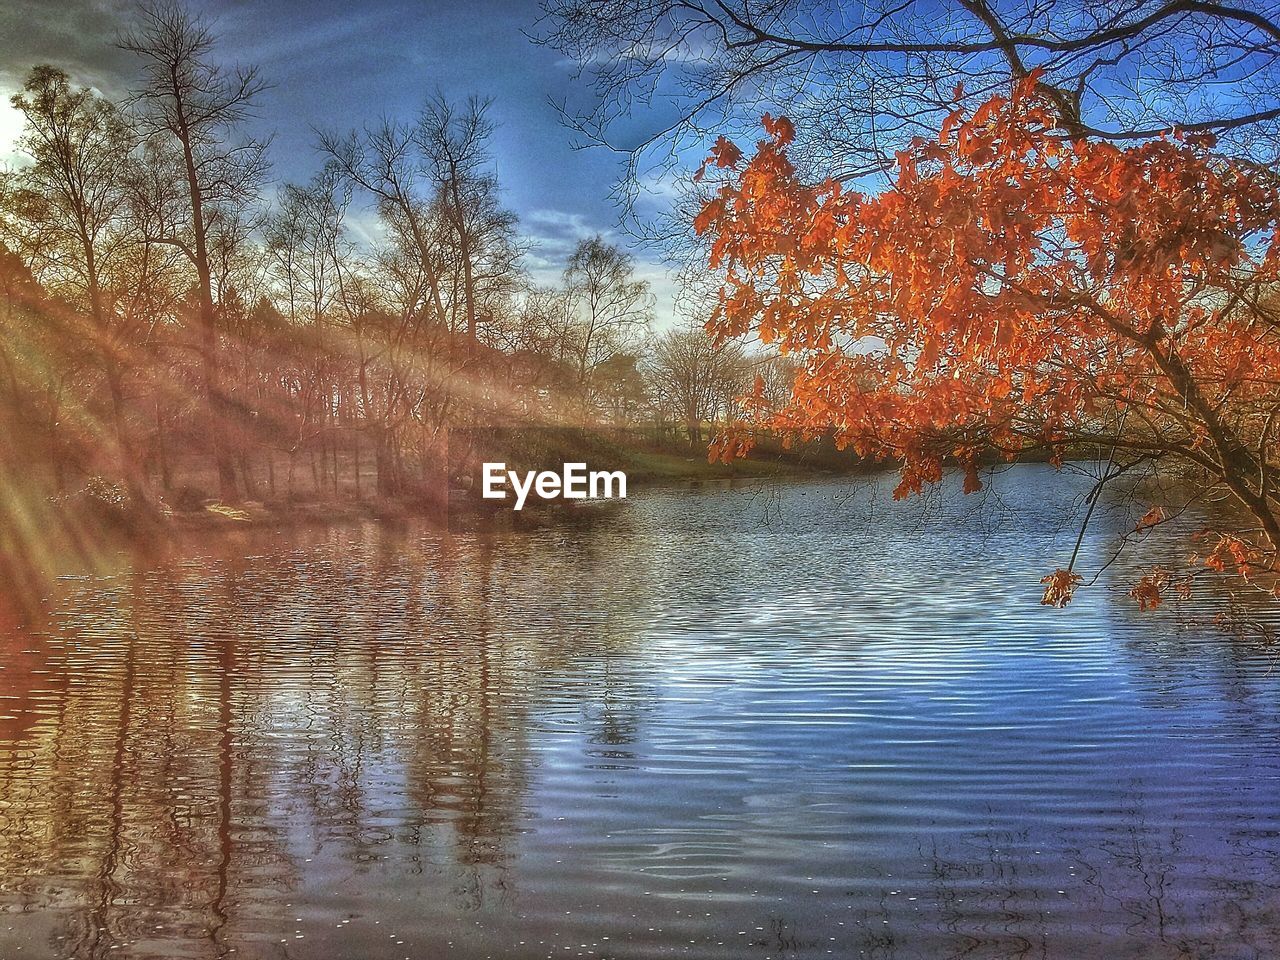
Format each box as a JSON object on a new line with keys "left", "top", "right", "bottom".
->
{"left": 707, "top": 423, "right": 756, "bottom": 463}
{"left": 969, "top": 95, "right": 1007, "bottom": 128}
{"left": 694, "top": 84, "right": 1280, "bottom": 605}
{"left": 694, "top": 136, "right": 744, "bottom": 182}
{"left": 1200, "top": 534, "right": 1258, "bottom": 579}
{"left": 1135, "top": 505, "right": 1165, "bottom": 531}
{"left": 761, "top": 113, "right": 795, "bottom": 145}
{"left": 1129, "top": 567, "right": 1173, "bottom": 611}
{"left": 1012, "top": 66, "right": 1046, "bottom": 102}
{"left": 692, "top": 192, "right": 726, "bottom": 237}
{"left": 939, "top": 108, "right": 964, "bottom": 144}
{"left": 696, "top": 136, "right": 747, "bottom": 185}
{"left": 1181, "top": 131, "right": 1218, "bottom": 149}
{"left": 708, "top": 135, "right": 742, "bottom": 168}
{"left": 1040, "top": 569, "right": 1082, "bottom": 608}
{"left": 697, "top": 91, "right": 1280, "bottom": 447}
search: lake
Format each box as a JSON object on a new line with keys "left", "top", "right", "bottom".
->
{"left": 1, "top": 464, "right": 1278, "bottom": 959}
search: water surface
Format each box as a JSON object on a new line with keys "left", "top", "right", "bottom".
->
{"left": 2, "top": 466, "right": 1279, "bottom": 959}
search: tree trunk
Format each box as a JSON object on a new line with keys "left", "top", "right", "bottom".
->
{"left": 686, "top": 416, "right": 702, "bottom": 447}
{"left": 374, "top": 427, "right": 402, "bottom": 497}
{"left": 239, "top": 452, "right": 259, "bottom": 500}
{"left": 155, "top": 400, "right": 172, "bottom": 492}
{"left": 172, "top": 78, "right": 237, "bottom": 501}
{"left": 48, "top": 391, "right": 65, "bottom": 493}
{"left": 353, "top": 436, "right": 361, "bottom": 500}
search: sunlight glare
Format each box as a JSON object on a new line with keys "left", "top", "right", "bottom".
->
{"left": 0, "top": 93, "right": 25, "bottom": 165}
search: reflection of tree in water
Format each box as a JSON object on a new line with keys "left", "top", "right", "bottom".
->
{"left": 842, "top": 793, "right": 1280, "bottom": 960}
{"left": 0, "top": 575, "right": 298, "bottom": 960}
{"left": 750, "top": 916, "right": 820, "bottom": 958}
{"left": 1121, "top": 620, "right": 1280, "bottom": 719}
{"left": 0, "top": 518, "right": 657, "bottom": 959}
{"left": 15, "top": 499, "right": 1276, "bottom": 960}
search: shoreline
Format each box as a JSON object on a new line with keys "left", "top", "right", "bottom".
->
{"left": 165, "top": 456, "right": 869, "bottom": 530}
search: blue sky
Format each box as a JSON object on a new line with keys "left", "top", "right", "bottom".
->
{"left": 0, "top": 0, "right": 685, "bottom": 320}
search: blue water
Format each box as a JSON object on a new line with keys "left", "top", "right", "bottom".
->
{"left": 1, "top": 464, "right": 1278, "bottom": 959}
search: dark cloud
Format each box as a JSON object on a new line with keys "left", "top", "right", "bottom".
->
{"left": 0, "top": 0, "right": 140, "bottom": 93}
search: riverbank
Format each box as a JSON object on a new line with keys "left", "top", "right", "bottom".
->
{"left": 58, "top": 432, "right": 866, "bottom": 528}
{"left": 168, "top": 445, "right": 852, "bottom": 529}
{"left": 0, "top": 439, "right": 866, "bottom": 606}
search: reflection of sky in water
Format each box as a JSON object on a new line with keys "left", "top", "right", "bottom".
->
{"left": 1, "top": 464, "right": 1278, "bottom": 959}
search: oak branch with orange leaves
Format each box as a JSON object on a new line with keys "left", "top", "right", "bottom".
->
{"left": 695, "top": 71, "right": 1280, "bottom": 609}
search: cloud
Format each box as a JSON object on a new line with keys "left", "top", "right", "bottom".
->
{"left": 0, "top": 0, "right": 143, "bottom": 167}
{"left": 0, "top": 0, "right": 139, "bottom": 96}
{"left": 631, "top": 260, "right": 686, "bottom": 331}
{"left": 525, "top": 208, "right": 603, "bottom": 243}
{"left": 516, "top": 208, "right": 685, "bottom": 328}
{"left": 521, "top": 208, "right": 607, "bottom": 282}
{"left": 342, "top": 206, "right": 387, "bottom": 249}
{"left": 0, "top": 95, "right": 26, "bottom": 166}
{"left": 633, "top": 165, "right": 683, "bottom": 204}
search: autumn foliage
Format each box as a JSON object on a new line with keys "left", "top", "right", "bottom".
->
{"left": 695, "top": 71, "right": 1280, "bottom": 607}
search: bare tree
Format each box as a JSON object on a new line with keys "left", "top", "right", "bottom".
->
{"left": 563, "top": 235, "right": 653, "bottom": 385}
{"left": 267, "top": 164, "right": 351, "bottom": 328}
{"left": 645, "top": 325, "right": 749, "bottom": 446}
{"left": 265, "top": 165, "right": 355, "bottom": 494}
{"left": 4, "top": 66, "right": 142, "bottom": 491}
{"left": 318, "top": 119, "right": 451, "bottom": 331}
{"left": 417, "top": 95, "right": 522, "bottom": 345}
{"left": 538, "top": 0, "right": 1280, "bottom": 225}
{"left": 120, "top": 1, "right": 269, "bottom": 500}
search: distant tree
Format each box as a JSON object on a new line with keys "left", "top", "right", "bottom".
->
{"left": 418, "top": 95, "right": 522, "bottom": 345}
{"left": 266, "top": 164, "right": 352, "bottom": 339}
{"left": 754, "top": 352, "right": 801, "bottom": 412}
{"left": 645, "top": 326, "right": 748, "bottom": 446}
{"left": 0, "top": 241, "right": 75, "bottom": 487}
{"left": 482, "top": 286, "right": 572, "bottom": 406}
{"left": 4, "top": 66, "right": 141, "bottom": 490}
{"left": 318, "top": 118, "right": 451, "bottom": 331}
{"left": 591, "top": 352, "right": 648, "bottom": 427}
{"left": 563, "top": 236, "right": 653, "bottom": 385}
{"left": 120, "top": 1, "right": 269, "bottom": 500}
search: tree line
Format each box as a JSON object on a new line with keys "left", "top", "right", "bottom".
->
{"left": 0, "top": 3, "right": 786, "bottom": 514}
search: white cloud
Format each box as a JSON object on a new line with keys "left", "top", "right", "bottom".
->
{"left": 632, "top": 261, "right": 685, "bottom": 331}
{"left": 634, "top": 165, "right": 683, "bottom": 204}
{"left": 0, "top": 91, "right": 26, "bottom": 166}
{"left": 343, "top": 207, "right": 387, "bottom": 248}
